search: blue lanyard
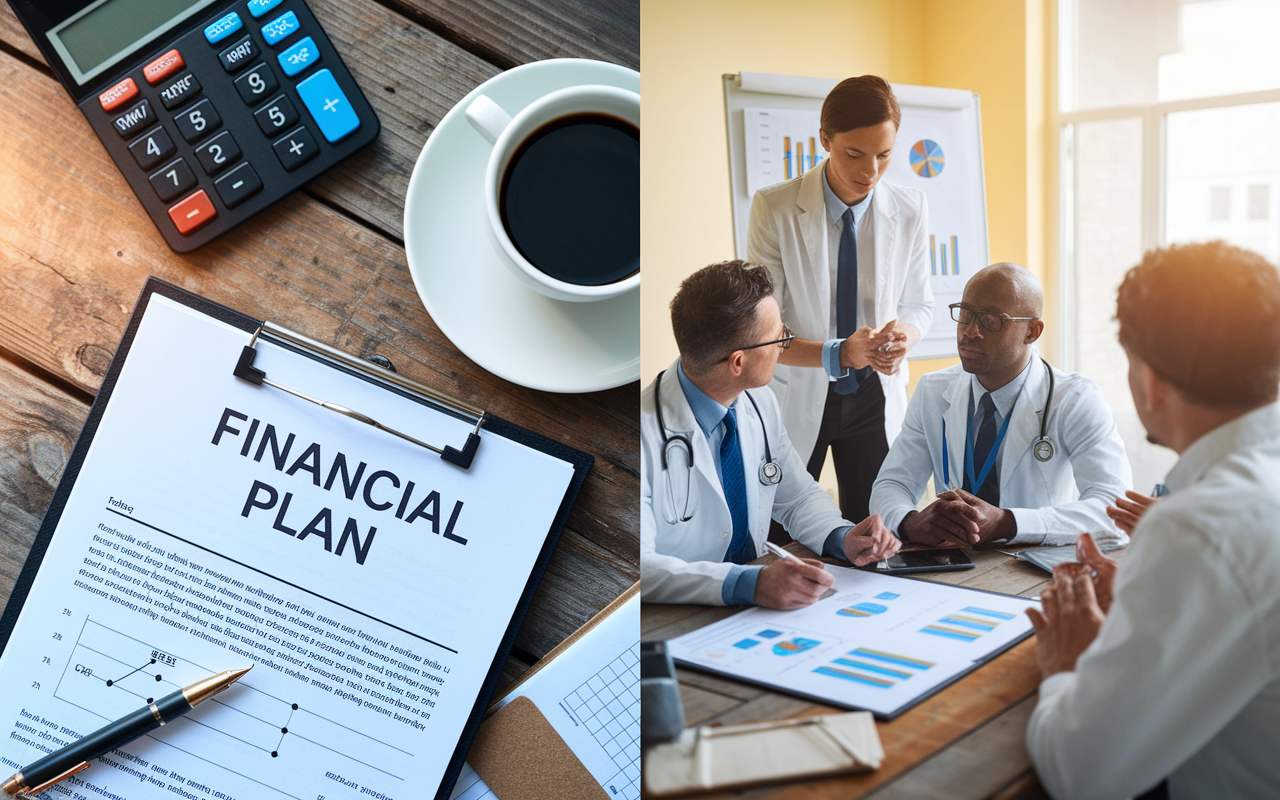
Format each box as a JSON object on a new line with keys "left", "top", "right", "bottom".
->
{"left": 963, "top": 394, "right": 1015, "bottom": 494}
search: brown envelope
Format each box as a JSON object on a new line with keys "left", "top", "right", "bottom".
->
{"left": 469, "top": 695, "right": 609, "bottom": 800}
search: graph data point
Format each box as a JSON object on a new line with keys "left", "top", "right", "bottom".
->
{"left": 281, "top": 727, "right": 288, "bottom": 734}
{"left": 156, "top": 674, "right": 162, "bottom": 681}
{"left": 271, "top": 752, "right": 278, "bottom": 758}
{"left": 106, "top": 680, "right": 113, "bottom": 687}
{"left": 150, "top": 659, "right": 156, "bottom": 664}
{"left": 291, "top": 703, "right": 298, "bottom": 710}
{"left": 147, "top": 698, "right": 154, "bottom": 703}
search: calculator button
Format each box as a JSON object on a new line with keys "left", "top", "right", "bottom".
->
{"left": 159, "top": 73, "right": 202, "bottom": 109}
{"left": 195, "top": 131, "right": 242, "bottom": 175}
{"left": 234, "top": 63, "right": 278, "bottom": 105}
{"left": 214, "top": 162, "right": 263, "bottom": 208}
{"left": 219, "top": 35, "right": 259, "bottom": 73}
{"left": 149, "top": 158, "right": 197, "bottom": 201}
{"left": 98, "top": 77, "right": 137, "bottom": 112}
{"left": 168, "top": 190, "right": 217, "bottom": 235}
{"left": 143, "top": 49, "right": 185, "bottom": 85}
{"left": 261, "top": 11, "right": 300, "bottom": 46}
{"left": 277, "top": 36, "right": 320, "bottom": 77}
{"left": 247, "top": 0, "right": 283, "bottom": 18}
{"left": 296, "top": 69, "right": 360, "bottom": 143}
{"left": 273, "top": 126, "right": 318, "bottom": 171}
{"left": 113, "top": 99, "right": 154, "bottom": 139}
{"left": 175, "top": 99, "right": 223, "bottom": 143}
{"left": 253, "top": 95, "right": 298, "bottom": 135}
{"left": 128, "top": 126, "right": 175, "bottom": 170}
{"left": 204, "top": 11, "right": 243, "bottom": 44}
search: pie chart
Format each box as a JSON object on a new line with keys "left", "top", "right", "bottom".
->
{"left": 910, "top": 139, "right": 945, "bottom": 177}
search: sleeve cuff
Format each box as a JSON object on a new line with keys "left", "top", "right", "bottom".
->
{"left": 722, "top": 564, "right": 763, "bottom": 606}
{"left": 1008, "top": 507, "right": 1046, "bottom": 545}
{"left": 822, "top": 527, "right": 852, "bottom": 560}
{"left": 822, "top": 339, "right": 847, "bottom": 381}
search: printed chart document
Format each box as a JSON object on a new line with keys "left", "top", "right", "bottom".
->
{"left": 0, "top": 290, "right": 581, "bottom": 800}
{"left": 450, "top": 591, "right": 640, "bottom": 800}
{"left": 668, "top": 567, "right": 1038, "bottom": 719}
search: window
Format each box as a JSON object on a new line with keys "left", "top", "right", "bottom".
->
{"left": 1061, "top": 0, "right": 1280, "bottom": 493}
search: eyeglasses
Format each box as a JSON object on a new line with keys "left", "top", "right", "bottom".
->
{"left": 949, "top": 303, "right": 1037, "bottom": 332}
{"left": 733, "top": 324, "right": 795, "bottom": 354}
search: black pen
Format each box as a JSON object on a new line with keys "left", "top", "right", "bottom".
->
{"left": 2, "top": 666, "right": 251, "bottom": 797}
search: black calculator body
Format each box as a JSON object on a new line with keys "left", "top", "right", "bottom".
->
{"left": 8, "top": 0, "right": 380, "bottom": 252}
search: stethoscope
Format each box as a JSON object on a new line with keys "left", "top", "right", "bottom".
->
{"left": 654, "top": 370, "right": 782, "bottom": 523}
{"left": 941, "top": 357, "right": 1056, "bottom": 490}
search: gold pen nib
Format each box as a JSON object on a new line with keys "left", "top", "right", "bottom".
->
{"left": 3, "top": 772, "right": 24, "bottom": 797}
{"left": 183, "top": 665, "right": 253, "bottom": 707}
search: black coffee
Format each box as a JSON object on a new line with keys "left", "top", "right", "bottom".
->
{"left": 500, "top": 113, "right": 639, "bottom": 287}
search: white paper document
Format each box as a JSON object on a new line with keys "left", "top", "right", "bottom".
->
{"left": 450, "top": 593, "right": 640, "bottom": 800}
{"left": 0, "top": 294, "right": 576, "bottom": 800}
{"left": 668, "top": 567, "right": 1038, "bottom": 717}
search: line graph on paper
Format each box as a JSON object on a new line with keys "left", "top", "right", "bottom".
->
{"left": 51, "top": 616, "right": 410, "bottom": 799}
{"left": 558, "top": 640, "right": 641, "bottom": 800}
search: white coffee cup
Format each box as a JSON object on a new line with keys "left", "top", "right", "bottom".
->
{"left": 465, "top": 85, "right": 640, "bottom": 303}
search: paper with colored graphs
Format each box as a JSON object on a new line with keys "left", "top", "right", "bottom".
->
{"left": 667, "top": 567, "right": 1038, "bottom": 718}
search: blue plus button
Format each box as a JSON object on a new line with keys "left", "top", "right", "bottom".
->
{"left": 247, "top": 0, "right": 283, "bottom": 18}
{"left": 204, "top": 11, "right": 242, "bottom": 44}
{"left": 277, "top": 35, "right": 320, "bottom": 76}
{"left": 261, "top": 11, "right": 300, "bottom": 46}
{"left": 296, "top": 69, "right": 360, "bottom": 142}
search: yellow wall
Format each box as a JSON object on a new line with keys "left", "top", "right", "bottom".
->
{"left": 640, "top": 0, "right": 1054, "bottom": 491}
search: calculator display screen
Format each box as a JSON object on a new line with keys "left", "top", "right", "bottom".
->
{"left": 46, "top": 0, "right": 220, "bottom": 85}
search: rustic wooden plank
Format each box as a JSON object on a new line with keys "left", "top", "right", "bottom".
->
{"left": 0, "top": 359, "right": 87, "bottom": 610}
{"left": 675, "top": 668, "right": 766, "bottom": 705}
{"left": 862, "top": 697, "right": 1037, "bottom": 800}
{"left": 384, "top": 0, "right": 638, "bottom": 71}
{"left": 680, "top": 683, "right": 744, "bottom": 728}
{"left": 0, "top": 5, "right": 40, "bottom": 64}
{"left": 0, "top": 50, "right": 635, "bottom": 662}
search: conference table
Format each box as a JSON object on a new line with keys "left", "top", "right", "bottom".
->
{"left": 0, "top": 0, "right": 638, "bottom": 696}
{"left": 642, "top": 543, "right": 1069, "bottom": 800}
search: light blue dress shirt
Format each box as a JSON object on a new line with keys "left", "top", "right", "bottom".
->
{"left": 677, "top": 362, "right": 852, "bottom": 605}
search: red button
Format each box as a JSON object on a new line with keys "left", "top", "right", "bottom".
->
{"left": 168, "top": 190, "right": 217, "bottom": 235}
{"left": 144, "top": 49, "right": 185, "bottom": 85}
{"left": 98, "top": 78, "right": 138, "bottom": 111}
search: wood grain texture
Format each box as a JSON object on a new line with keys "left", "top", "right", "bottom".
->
{"left": 0, "top": 43, "right": 636, "bottom": 665}
{"left": 384, "top": 0, "right": 638, "bottom": 71}
{"left": 0, "top": 360, "right": 88, "bottom": 609}
{"left": 0, "top": 4, "right": 41, "bottom": 64}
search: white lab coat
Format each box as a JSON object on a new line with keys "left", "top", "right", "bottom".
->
{"left": 641, "top": 360, "right": 851, "bottom": 605}
{"left": 746, "top": 167, "right": 935, "bottom": 461}
{"left": 869, "top": 355, "right": 1132, "bottom": 545}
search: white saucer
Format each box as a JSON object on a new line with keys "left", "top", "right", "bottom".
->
{"left": 404, "top": 59, "right": 640, "bottom": 394}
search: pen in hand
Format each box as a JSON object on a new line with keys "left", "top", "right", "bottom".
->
{"left": 2, "top": 666, "right": 251, "bottom": 797}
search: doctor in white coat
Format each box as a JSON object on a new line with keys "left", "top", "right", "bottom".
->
{"left": 642, "top": 261, "right": 899, "bottom": 607}
{"left": 747, "top": 75, "right": 934, "bottom": 524}
{"left": 870, "top": 263, "right": 1131, "bottom": 547}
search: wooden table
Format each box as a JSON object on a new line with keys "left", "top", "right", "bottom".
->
{"left": 642, "top": 545, "right": 1063, "bottom": 800}
{"left": 0, "top": 0, "right": 638, "bottom": 695}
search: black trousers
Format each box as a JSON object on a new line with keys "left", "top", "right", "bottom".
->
{"left": 810, "top": 373, "right": 889, "bottom": 518}
{"left": 768, "top": 374, "right": 889, "bottom": 545}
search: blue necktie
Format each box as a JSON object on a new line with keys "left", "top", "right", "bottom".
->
{"left": 835, "top": 208, "right": 871, "bottom": 394}
{"left": 965, "top": 392, "right": 1001, "bottom": 506}
{"left": 719, "top": 407, "right": 754, "bottom": 564}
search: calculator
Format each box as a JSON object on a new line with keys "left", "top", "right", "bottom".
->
{"left": 7, "top": 0, "right": 380, "bottom": 253}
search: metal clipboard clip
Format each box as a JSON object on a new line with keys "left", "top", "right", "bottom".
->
{"left": 232, "top": 322, "right": 484, "bottom": 469}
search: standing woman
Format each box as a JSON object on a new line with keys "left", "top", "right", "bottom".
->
{"left": 747, "top": 75, "right": 934, "bottom": 522}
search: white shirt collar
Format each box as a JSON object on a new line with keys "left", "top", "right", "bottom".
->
{"left": 1164, "top": 402, "right": 1280, "bottom": 493}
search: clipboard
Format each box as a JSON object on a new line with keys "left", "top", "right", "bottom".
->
{"left": 0, "top": 277, "right": 593, "bottom": 800}
{"left": 457, "top": 582, "right": 640, "bottom": 800}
